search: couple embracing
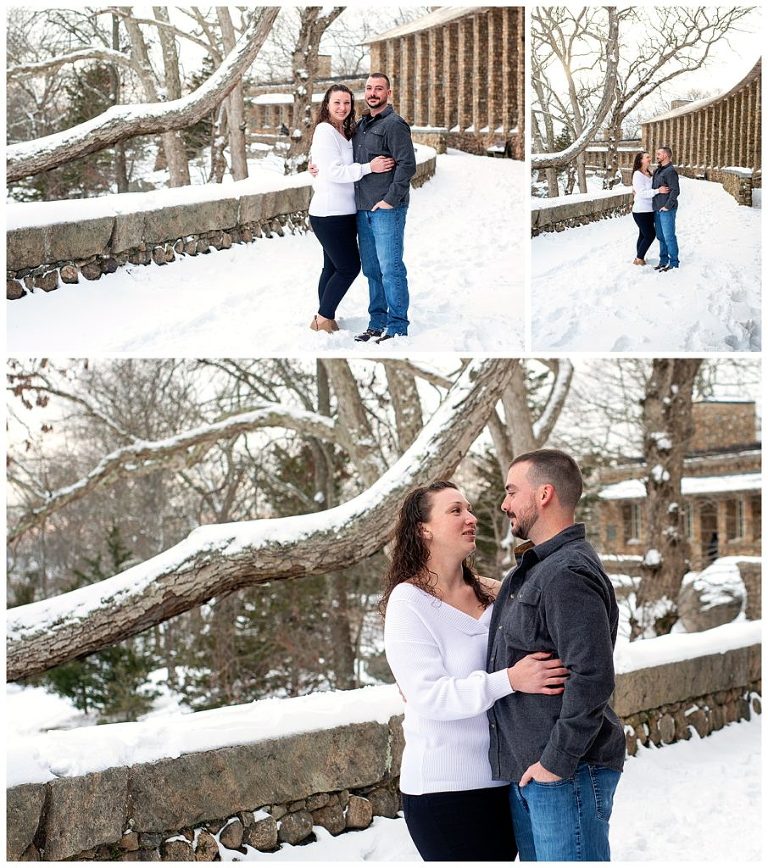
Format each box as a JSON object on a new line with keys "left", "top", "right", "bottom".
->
{"left": 383, "top": 449, "right": 626, "bottom": 862}
{"left": 631, "top": 146, "right": 681, "bottom": 271}
{"left": 307, "top": 73, "right": 415, "bottom": 343}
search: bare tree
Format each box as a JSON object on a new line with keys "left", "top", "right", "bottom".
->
{"left": 630, "top": 359, "right": 703, "bottom": 640}
{"left": 6, "top": 7, "right": 280, "bottom": 182}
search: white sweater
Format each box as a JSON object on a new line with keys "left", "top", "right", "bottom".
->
{"left": 308, "top": 122, "right": 371, "bottom": 217}
{"left": 384, "top": 582, "right": 514, "bottom": 795}
{"left": 632, "top": 169, "right": 657, "bottom": 213}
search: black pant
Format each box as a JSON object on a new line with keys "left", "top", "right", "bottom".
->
{"left": 309, "top": 214, "right": 361, "bottom": 319}
{"left": 632, "top": 211, "right": 656, "bottom": 259}
{"left": 401, "top": 785, "right": 517, "bottom": 862}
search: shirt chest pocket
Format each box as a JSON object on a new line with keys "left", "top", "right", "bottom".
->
{"left": 365, "top": 129, "right": 387, "bottom": 157}
{"left": 503, "top": 584, "right": 543, "bottom": 648}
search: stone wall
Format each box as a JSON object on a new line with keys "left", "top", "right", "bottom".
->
{"left": 531, "top": 190, "right": 633, "bottom": 235}
{"left": 6, "top": 156, "right": 436, "bottom": 300}
{"left": 7, "top": 640, "right": 760, "bottom": 862}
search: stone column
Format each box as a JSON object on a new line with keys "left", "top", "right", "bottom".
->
{"left": 386, "top": 38, "right": 400, "bottom": 106}
{"left": 744, "top": 80, "right": 755, "bottom": 171}
{"left": 501, "top": 6, "right": 514, "bottom": 135}
{"left": 414, "top": 31, "right": 430, "bottom": 127}
{"left": 702, "top": 105, "right": 712, "bottom": 172}
{"left": 472, "top": 12, "right": 489, "bottom": 137}
{"left": 753, "top": 77, "right": 761, "bottom": 173}
{"left": 713, "top": 99, "right": 723, "bottom": 168}
{"left": 428, "top": 26, "right": 445, "bottom": 128}
{"left": 369, "top": 41, "right": 384, "bottom": 75}
{"left": 443, "top": 23, "right": 458, "bottom": 131}
{"left": 487, "top": 7, "right": 504, "bottom": 135}
{"left": 457, "top": 16, "right": 474, "bottom": 130}
{"left": 399, "top": 35, "right": 414, "bottom": 124}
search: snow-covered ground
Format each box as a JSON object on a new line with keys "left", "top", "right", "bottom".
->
{"left": 531, "top": 176, "right": 761, "bottom": 352}
{"left": 6, "top": 150, "right": 525, "bottom": 355}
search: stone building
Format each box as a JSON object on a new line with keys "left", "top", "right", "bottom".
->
{"left": 363, "top": 7, "right": 524, "bottom": 158}
{"left": 596, "top": 401, "right": 761, "bottom": 570}
{"left": 641, "top": 59, "right": 762, "bottom": 205}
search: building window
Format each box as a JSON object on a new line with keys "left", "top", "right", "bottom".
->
{"left": 680, "top": 502, "right": 693, "bottom": 539}
{"left": 606, "top": 524, "right": 616, "bottom": 543}
{"left": 751, "top": 495, "right": 761, "bottom": 541}
{"left": 725, "top": 499, "right": 744, "bottom": 541}
{"left": 622, "top": 503, "right": 641, "bottom": 544}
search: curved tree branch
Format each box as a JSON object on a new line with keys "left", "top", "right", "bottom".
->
{"left": 7, "top": 358, "right": 515, "bottom": 681}
{"left": 6, "top": 7, "right": 279, "bottom": 181}
{"left": 7, "top": 47, "right": 142, "bottom": 80}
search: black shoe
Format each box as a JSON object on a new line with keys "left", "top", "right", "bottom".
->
{"left": 658, "top": 265, "right": 678, "bottom": 272}
{"left": 654, "top": 264, "right": 668, "bottom": 271}
{"left": 354, "top": 328, "right": 384, "bottom": 342}
{"left": 375, "top": 331, "right": 406, "bottom": 344}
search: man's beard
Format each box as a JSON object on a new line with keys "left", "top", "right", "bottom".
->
{"left": 509, "top": 500, "right": 538, "bottom": 540}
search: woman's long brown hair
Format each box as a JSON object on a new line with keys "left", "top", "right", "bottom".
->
{"left": 632, "top": 151, "right": 650, "bottom": 174}
{"left": 314, "top": 84, "right": 357, "bottom": 140}
{"left": 379, "top": 480, "right": 494, "bottom": 616}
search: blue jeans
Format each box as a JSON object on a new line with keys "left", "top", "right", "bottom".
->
{"left": 357, "top": 205, "right": 409, "bottom": 335}
{"left": 510, "top": 763, "right": 621, "bottom": 861}
{"left": 654, "top": 208, "right": 679, "bottom": 267}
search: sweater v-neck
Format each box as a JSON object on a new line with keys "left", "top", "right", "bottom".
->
{"left": 400, "top": 583, "right": 493, "bottom": 633}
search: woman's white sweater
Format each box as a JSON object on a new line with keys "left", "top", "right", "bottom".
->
{"left": 384, "top": 582, "right": 514, "bottom": 795}
{"left": 632, "top": 169, "right": 657, "bottom": 213}
{"left": 308, "top": 122, "right": 371, "bottom": 217}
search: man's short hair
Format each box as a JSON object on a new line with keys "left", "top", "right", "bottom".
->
{"left": 368, "top": 72, "right": 391, "bottom": 88}
{"left": 659, "top": 145, "right": 672, "bottom": 159}
{"left": 510, "top": 448, "right": 583, "bottom": 510}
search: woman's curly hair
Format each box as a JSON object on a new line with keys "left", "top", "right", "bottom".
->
{"left": 379, "top": 480, "right": 494, "bottom": 617}
{"left": 314, "top": 84, "right": 357, "bottom": 140}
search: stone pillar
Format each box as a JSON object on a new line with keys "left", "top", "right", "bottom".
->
{"left": 443, "top": 23, "right": 458, "bottom": 131}
{"left": 457, "top": 16, "right": 474, "bottom": 130}
{"left": 753, "top": 77, "right": 761, "bottom": 173}
{"left": 472, "top": 12, "right": 489, "bottom": 137}
{"left": 428, "top": 26, "right": 445, "bottom": 128}
{"left": 414, "top": 31, "right": 430, "bottom": 127}
{"left": 399, "top": 35, "right": 414, "bottom": 124}
{"left": 386, "top": 38, "right": 400, "bottom": 108}
{"left": 744, "top": 80, "right": 755, "bottom": 172}
{"left": 501, "top": 6, "right": 514, "bottom": 135}
{"left": 713, "top": 99, "right": 723, "bottom": 168}
{"left": 725, "top": 95, "right": 736, "bottom": 167}
{"left": 703, "top": 105, "right": 713, "bottom": 172}
{"left": 682, "top": 113, "right": 692, "bottom": 167}
{"left": 369, "top": 41, "right": 384, "bottom": 75}
{"left": 487, "top": 7, "right": 504, "bottom": 135}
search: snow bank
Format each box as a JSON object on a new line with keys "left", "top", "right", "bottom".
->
{"left": 599, "top": 471, "right": 761, "bottom": 500}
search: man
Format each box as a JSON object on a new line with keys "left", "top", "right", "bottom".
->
{"left": 351, "top": 73, "right": 416, "bottom": 343}
{"left": 487, "top": 449, "right": 625, "bottom": 861}
{"left": 652, "top": 145, "right": 680, "bottom": 271}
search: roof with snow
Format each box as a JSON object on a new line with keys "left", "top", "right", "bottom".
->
{"left": 599, "top": 472, "right": 761, "bottom": 500}
{"left": 363, "top": 8, "right": 482, "bottom": 43}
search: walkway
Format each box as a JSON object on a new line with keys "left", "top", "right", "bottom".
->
{"left": 531, "top": 178, "right": 761, "bottom": 351}
{"left": 7, "top": 151, "right": 525, "bottom": 355}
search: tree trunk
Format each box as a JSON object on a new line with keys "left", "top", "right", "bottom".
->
{"left": 382, "top": 362, "right": 423, "bottom": 453}
{"left": 631, "top": 359, "right": 702, "bottom": 640}
{"left": 217, "top": 7, "right": 249, "bottom": 181}
{"left": 602, "top": 117, "right": 623, "bottom": 190}
{"left": 7, "top": 358, "right": 515, "bottom": 681}
{"left": 7, "top": 8, "right": 279, "bottom": 181}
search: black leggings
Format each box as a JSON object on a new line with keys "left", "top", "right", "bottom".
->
{"left": 309, "top": 214, "right": 361, "bottom": 319}
{"left": 401, "top": 785, "right": 517, "bottom": 862}
{"left": 632, "top": 211, "right": 656, "bottom": 260}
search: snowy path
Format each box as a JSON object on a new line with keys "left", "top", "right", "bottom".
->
{"left": 7, "top": 151, "right": 525, "bottom": 355}
{"left": 531, "top": 177, "right": 761, "bottom": 352}
{"left": 227, "top": 716, "right": 761, "bottom": 862}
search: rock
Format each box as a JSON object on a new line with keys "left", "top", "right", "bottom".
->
{"left": 160, "top": 838, "right": 194, "bottom": 861}
{"left": 752, "top": 696, "right": 761, "bottom": 715}
{"left": 174, "top": 239, "right": 185, "bottom": 255}
{"left": 277, "top": 811, "right": 313, "bottom": 845}
{"left": 152, "top": 246, "right": 167, "bottom": 266}
{"left": 121, "top": 832, "right": 140, "bottom": 851}
{"left": 139, "top": 833, "right": 163, "bottom": 850}
{"left": 306, "top": 793, "right": 330, "bottom": 811}
{"left": 33, "top": 270, "right": 58, "bottom": 292}
{"left": 178, "top": 828, "right": 195, "bottom": 842}
{"left": 119, "top": 852, "right": 142, "bottom": 861}
{"left": 194, "top": 830, "right": 219, "bottom": 861}
{"left": 243, "top": 817, "right": 278, "bottom": 852}
{"left": 184, "top": 240, "right": 198, "bottom": 256}
{"left": 81, "top": 261, "right": 103, "bottom": 281}
{"left": 102, "top": 257, "right": 119, "bottom": 274}
{"left": 678, "top": 562, "right": 745, "bottom": 632}
{"left": 6, "top": 783, "right": 46, "bottom": 860}
{"left": 205, "top": 821, "right": 225, "bottom": 835}
{"left": 657, "top": 713, "right": 676, "bottom": 744}
{"left": 241, "top": 228, "right": 254, "bottom": 243}
{"left": 288, "top": 800, "right": 306, "bottom": 812}
{"left": 345, "top": 796, "right": 372, "bottom": 830}
{"left": 367, "top": 787, "right": 399, "bottom": 818}
{"left": 270, "top": 806, "right": 287, "bottom": 821}
{"left": 43, "top": 767, "right": 128, "bottom": 861}
{"left": 221, "top": 232, "right": 232, "bottom": 249}
{"left": 60, "top": 265, "right": 79, "bottom": 284}
{"left": 338, "top": 790, "right": 350, "bottom": 809}
{"left": 218, "top": 819, "right": 243, "bottom": 851}
{"left": 7, "top": 278, "right": 26, "bottom": 299}
{"left": 311, "top": 805, "right": 345, "bottom": 836}
{"left": 20, "top": 844, "right": 40, "bottom": 861}
{"left": 163, "top": 245, "right": 175, "bottom": 263}
{"left": 23, "top": 275, "right": 35, "bottom": 290}
{"left": 138, "top": 850, "right": 161, "bottom": 862}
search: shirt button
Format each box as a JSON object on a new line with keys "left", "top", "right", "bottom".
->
{"left": 510, "top": 594, "right": 515, "bottom": 600}
{"left": 498, "top": 625, "right": 502, "bottom": 631}
{"left": 490, "top": 723, "right": 496, "bottom": 729}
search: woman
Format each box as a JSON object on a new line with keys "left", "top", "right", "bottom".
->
{"left": 631, "top": 151, "right": 668, "bottom": 265}
{"left": 382, "top": 481, "right": 569, "bottom": 862}
{"left": 307, "top": 85, "right": 393, "bottom": 333}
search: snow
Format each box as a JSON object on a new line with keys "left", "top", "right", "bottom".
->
{"left": 531, "top": 186, "right": 630, "bottom": 210}
{"left": 681, "top": 560, "right": 747, "bottom": 612}
{"left": 599, "top": 471, "right": 761, "bottom": 500}
{"left": 643, "top": 548, "right": 662, "bottom": 567}
{"left": 7, "top": 150, "right": 525, "bottom": 354}
{"left": 531, "top": 176, "right": 761, "bottom": 351}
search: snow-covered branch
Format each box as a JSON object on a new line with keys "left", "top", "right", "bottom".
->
{"left": 533, "top": 360, "right": 575, "bottom": 444}
{"left": 8, "top": 403, "right": 337, "bottom": 545}
{"left": 6, "top": 358, "right": 515, "bottom": 681}
{"left": 7, "top": 47, "right": 142, "bottom": 80}
{"left": 6, "top": 7, "right": 280, "bottom": 181}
